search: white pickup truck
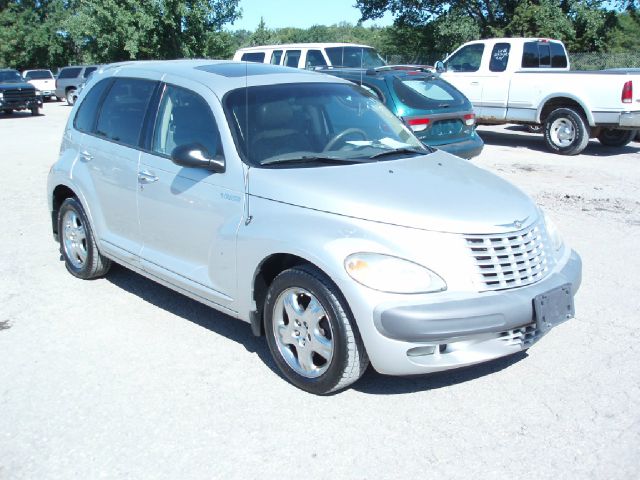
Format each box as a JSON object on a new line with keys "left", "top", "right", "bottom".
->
{"left": 436, "top": 38, "right": 640, "bottom": 155}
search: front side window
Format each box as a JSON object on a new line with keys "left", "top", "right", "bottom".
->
{"left": 241, "top": 52, "right": 265, "bottom": 63}
{"left": 95, "top": 78, "right": 156, "bottom": 146}
{"left": 284, "top": 50, "right": 301, "bottom": 68}
{"left": 74, "top": 78, "right": 112, "bottom": 133}
{"left": 325, "top": 47, "right": 385, "bottom": 68}
{"left": 489, "top": 43, "right": 511, "bottom": 72}
{"left": 445, "top": 44, "right": 484, "bottom": 72}
{"left": 305, "top": 50, "right": 327, "bottom": 69}
{"left": 270, "top": 50, "right": 283, "bottom": 65}
{"left": 224, "top": 82, "right": 427, "bottom": 167}
{"left": 152, "top": 85, "right": 222, "bottom": 159}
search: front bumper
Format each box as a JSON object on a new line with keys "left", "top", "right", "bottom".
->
{"left": 0, "top": 97, "right": 42, "bottom": 110}
{"left": 363, "top": 250, "right": 581, "bottom": 375}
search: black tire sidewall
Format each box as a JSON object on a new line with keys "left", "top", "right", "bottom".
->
{"left": 58, "top": 198, "right": 97, "bottom": 279}
{"left": 544, "top": 108, "right": 588, "bottom": 155}
{"left": 66, "top": 89, "right": 76, "bottom": 105}
{"left": 597, "top": 128, "right": 635, "bottom": 147}
{"left": 264, "top": 267, "right": 352, "bottom": 395}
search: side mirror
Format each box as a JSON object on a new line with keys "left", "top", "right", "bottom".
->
{"left": 171, "top": 143, "right": 225, "bottom": 173}
{"left": 435, "top": 61, "right": 445, "bottom": 73}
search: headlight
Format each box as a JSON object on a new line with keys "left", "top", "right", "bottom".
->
{"left": 543, "top": 211, "right": 563, "bottom": 251}
{"left": 344, "top": 253, "right": 446, "bottom": 294}
{"left": 35, "top": 90, "right": 42, "bottom": 96}
{"left": 0, "top": 92, "right": 4, "bottom": 100}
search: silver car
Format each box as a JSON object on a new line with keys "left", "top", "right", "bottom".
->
{"left": 47, "top": 60, "right": 582, "bottom": 394}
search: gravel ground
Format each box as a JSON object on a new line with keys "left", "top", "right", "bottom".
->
{"left": 1, "top": 103, "right": 639, "bottom": 479}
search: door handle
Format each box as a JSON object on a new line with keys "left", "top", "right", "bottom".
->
{"left": 79, "top": 150, "right": 93, "bottom": 162}
{"left": 138, "top": 170, "right": 159, "bottom": 184}
{"left": 470, "top": 81, "right": 480, "bottom": 86}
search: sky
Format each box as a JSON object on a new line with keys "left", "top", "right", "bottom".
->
{"left": 230, "top": 0, "right": 395, "bottom": 31}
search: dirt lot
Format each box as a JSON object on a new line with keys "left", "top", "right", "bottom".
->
{"left": 1, "top": 103, "right": 639, "bottom": 479}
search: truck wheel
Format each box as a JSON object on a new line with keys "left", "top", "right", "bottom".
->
{"left": 3, "top": 109, "right": 12, "bottom": 115}
{"left": 30, "top": 106, "right": 39, "bottom": 116}
{"left": 543, "top": 108, "right": 590, "bottom": 155}
{"left": 58, "top": 197, "right": 111, "bottom": 279}
{"left": 66, "top": 89, "right": 77, "bottom": 106}
{"left": 264, "top": 264, "right": 369, "bottom": 394}
{"left": 597, "top": 128, "right": 635, "bottom": 147}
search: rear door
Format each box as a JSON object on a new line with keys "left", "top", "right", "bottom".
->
{"left": 136, "top": 78, "right": 245, "bottom": 309}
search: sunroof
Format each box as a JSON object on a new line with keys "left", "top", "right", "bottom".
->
{"left": 196, "top": 63, "right": 297, "bottom": 77}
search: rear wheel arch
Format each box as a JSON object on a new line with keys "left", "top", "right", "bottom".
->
{"left": 539, "top": 97, "right": 589, "bottom": 126}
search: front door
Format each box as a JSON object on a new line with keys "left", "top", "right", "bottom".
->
{"left": 136, "top": 79, "right": 245, "bottom": 310}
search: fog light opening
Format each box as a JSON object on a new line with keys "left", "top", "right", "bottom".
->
{"left": 407, "top": 345, "right": 437, "bottom": 357}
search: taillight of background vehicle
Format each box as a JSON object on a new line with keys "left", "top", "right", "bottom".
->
{"left": 622, "top": 81, "right": 633, "bottom": 104}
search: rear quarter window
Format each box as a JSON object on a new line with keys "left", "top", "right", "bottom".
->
{"left": 393, "top": 77, "right": 465, "bottom": 110}
{"left": 74, "top": 79, "right": 113, "bottom": 133}
{"left": 58, "top": 67, "right": 82, "bottom": 79}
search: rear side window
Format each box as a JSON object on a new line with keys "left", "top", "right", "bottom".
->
{"left": 284, "top": 50, "right": 301, "bottom": 68}
{"left": 241, "top": 52, "right": 265, "bottom": 63}
{"left": 74, "top": 79, "right": 112, "bottom": 133}
{"left": 489, "top": 43, "right": 511, "bottom": 72}
{"left": 83, "top": 66, "right": 98, "bottom": 78}
{"left": 95, "top": 78, "right": 156, "bottom": 146}
{"left": 393, "top": 77, "right": 464, "bottom": 109}
{"left": 152, "top": 84, "right": 222, "bottom": 159}
{"left": 270, "top": 50, "right": 283, "bottom": 65}
{"left": 305, "top": 50, "right": 327, "bottom": 69}
{"left": 58, "top": 67, "right": 81, "bottom": 79}
{"left": 445, "top": 44, "right": 484, "bottom": 72}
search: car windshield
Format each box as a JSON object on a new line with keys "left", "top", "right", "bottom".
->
{"left": 0, "top": 70, "right": 23, "bottom": 83}
{"left": 224, "top": 82, "right": 428, "bottom": 167}
{"left": 325, "top": 47, "right": 386, "bottom": 68}
{"left": 24, "top": 70, "right": 53, "bottom": 80}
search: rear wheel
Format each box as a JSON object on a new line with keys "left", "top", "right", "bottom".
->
{"left": 66, "top": 88, "right": 77, "bottom": 106}
{"left": 264, "top": 265, "right": 369, "bottom": 394}
{"left": 597, "top": 128, "right": 636, "bottom": 147}
{"left": 58, "top": 197, "right": 111, "bottom": 279}
{"left": 543, "top": 108, "right": 590, "bottom": 155}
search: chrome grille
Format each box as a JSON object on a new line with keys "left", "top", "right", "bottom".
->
{"left": 3, "top": 88, "right": 35, "bottom": 102}
{"left": 465, "top": 222, "right": 554, "bottom": 291}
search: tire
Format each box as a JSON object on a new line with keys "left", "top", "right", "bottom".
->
{"left": 3, "top": 109, "right": 12, "bottom": 115}
{"left": 543, "top": 108, "right": 590, "bottom": 155}
{"left": 58, "top": 197, "right": 111, "bottom": 279}
{"left": 66, "top": 88, "right": 77, "bottom": 106}
{"left": 526, "top": 124, "right": 543, "bottom": 134}
{"left": 597, "top": 128, "right": 636, "bottom": 147}
{"left": 264, "top": 264, "right": 369, "bottom": 394}
{"left": 30, "top": 106, "right": 39, "bottom": 116}
{"left": 636, "top": 130, "right": 640, "bottom": 142}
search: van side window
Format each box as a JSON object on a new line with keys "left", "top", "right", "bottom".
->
{"left": 445, "top": 44, "right": 484, "bottom": 72}
{"left": 95, "top": 78, "right": 156, "bottom": 147}
{"left": 270, "top": 50, "right": 283, "bottom": 65}
{"left": 83, "top": 66, "right": 98, "bottom": 78}
{"left": 241, "top": 52, "right": 265, "bottom": 63}
{"left": 284, "top": 50, "right": 301, "bottom": 68}
{"left": 305, "top": 50, "right": 327, "bottom": 69}
{"left": 58, "top": 67, "right": 81, "bottom": 79}
{"left": 74, "top": 78, "right": 112, "bottom": 133}
{"left": 489, "top": 43, "right": 510, "bottom": 72}
{"left": 152, "top": 85, "right": 222, "bottom": 160}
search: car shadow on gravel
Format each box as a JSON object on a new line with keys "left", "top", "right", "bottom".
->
{"left": 353, "top": 352, "right": 527, "bottom": 395}
{"left": 0, "top": 112, "right": 39, "bottom": 120}
{"left": 104, "top": 264, "right": 278, "bottom": 371}
{"left": 478, "top": 127, "right": 640, "bottom": 157}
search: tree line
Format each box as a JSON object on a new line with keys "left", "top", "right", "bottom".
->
{"left": 1, "top": 0, "right": 639, "bottom": 71}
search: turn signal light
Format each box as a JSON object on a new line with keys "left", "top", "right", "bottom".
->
{"left": 622, "top": 81, "right": 633, "bottom": 104}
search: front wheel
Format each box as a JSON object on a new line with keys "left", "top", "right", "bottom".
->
{"left": 597, "top": 128, "right": 636, "bottom": 147}
{"left": 264, "top": 265, "right": 369, "bottom": 394}
{"left": 66, "top": 89, "right": 77, "bottom": 106}
{"left": 543, "top": 108, "right": 590, "bottom": 155}
{"left": 58, "top": 197, "right": 111, "bottom": 279}
{"left": 30, "top": 106, "right": 39, "bottom": 116}
{"left": 3, "top": 109, "right": 12, "bottom": 115}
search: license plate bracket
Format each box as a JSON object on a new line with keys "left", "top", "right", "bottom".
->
{"left": 533, "top": 283, "right": 575, "bottom": 333}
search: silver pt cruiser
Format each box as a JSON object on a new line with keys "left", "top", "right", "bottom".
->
{"left": 47, "top": 61, "right": 582, "bottom": 394}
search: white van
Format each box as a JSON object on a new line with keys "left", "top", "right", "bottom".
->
{"left": 233, "top": 43, "right": 386, "bottom": 69}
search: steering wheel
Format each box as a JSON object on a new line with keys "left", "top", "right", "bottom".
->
{"left": 323, "top": 128, "right": 368, "bottom": 152}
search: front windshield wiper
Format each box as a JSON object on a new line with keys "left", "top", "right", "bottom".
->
{"left": 260, "top": 155, "right": 366, "bottom": 166}
{"left": 369, "top": 147, "right": 433, "bottom": 159}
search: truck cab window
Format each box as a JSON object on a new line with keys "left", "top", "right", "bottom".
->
{"left": 445, "top": 44, "right": 484, "bottom": 73}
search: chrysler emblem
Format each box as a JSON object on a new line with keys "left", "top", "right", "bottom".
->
{"left": 496, "top": 216, "right": 529, "bottom": 229}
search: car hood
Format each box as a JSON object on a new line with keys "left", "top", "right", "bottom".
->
{"left": 247, "top": 151, "right": 539, "bottom": 234}
{"left": 0, "top": 81, "right": 35, "bottom": 90}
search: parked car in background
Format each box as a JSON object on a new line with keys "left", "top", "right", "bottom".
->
{"left": 320, "top": 66, "right": 484, "bottom": 159}
{"left": 0, "top": 68, "right": 42, "bottom": 115}
{"left": 234, "top": 43, "right": 386, "bottom": 69}
{"left": 48, "top": 60, "right": 581, "bottom": 394}
{"left": 55, "top": 65, "right": 100, "bottom": 105}
{"left": 436, "top": 38, "right": 640, "bottom": 155}
{"left": 22, "top": 69, "right": 57, "bottom": 101}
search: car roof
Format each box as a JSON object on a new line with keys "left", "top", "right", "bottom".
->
{"left": 237, "top": 43, "right": 373, "bottom": 52}
{"left": 94, "top": 60, "right": 350, "bottom": 97}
